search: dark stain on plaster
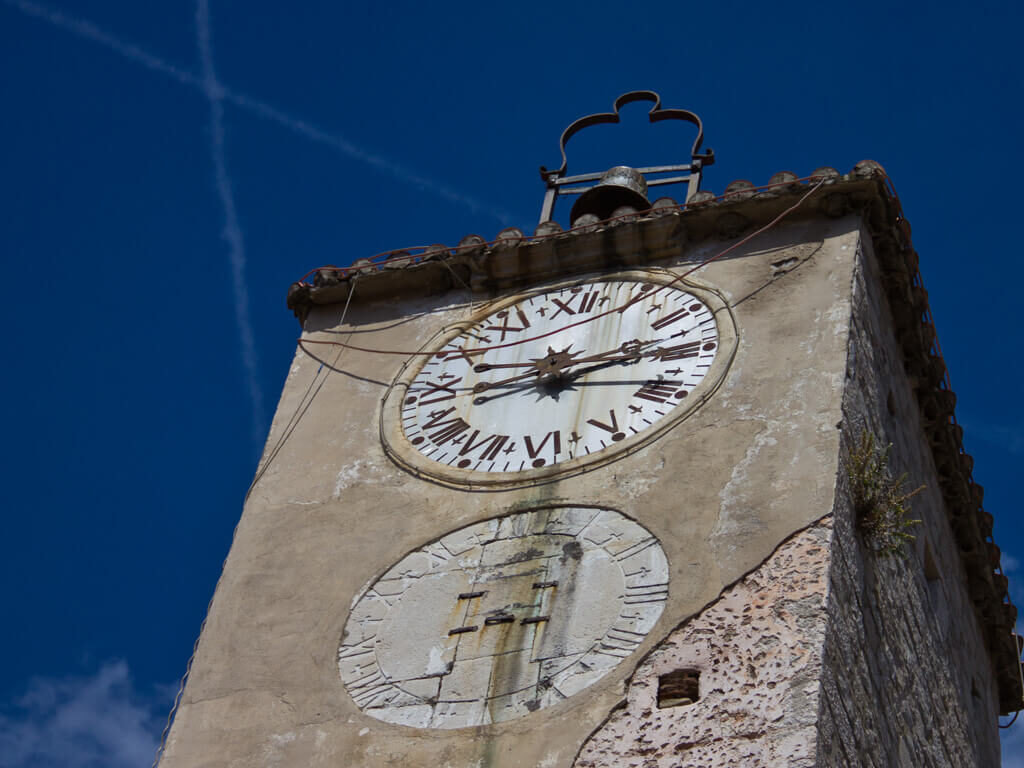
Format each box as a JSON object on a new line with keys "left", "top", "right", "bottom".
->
{"left": 562, "top": 541, "right": 584, "bottom": 560}
{"left": 504, "top": 547, "right": 545, "bottom": 564}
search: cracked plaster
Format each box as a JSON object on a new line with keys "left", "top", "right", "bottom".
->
{"left": 161, "top": 218, "right": 869, "bottom": 768}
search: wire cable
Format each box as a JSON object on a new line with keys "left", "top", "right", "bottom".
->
{"left": 247, "top": 278, "right": 358, "bottom": 501}
{"left": 149, "top": 180, "right": 823, "bottom": 764}
{"left": 299, "top": 178, "right": 827, "bottom": 359}
{"left": 150, "top": 284, "right": 360, "bottom": 767}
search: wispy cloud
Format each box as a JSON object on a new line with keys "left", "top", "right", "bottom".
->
{"left": 1001, "top": 551, "right": 1024, "bottom": 608}
{"left": 2, "top": 0, "right": 512, "bottom": 222}
{"left": 195, "top": 0, "right": 264, "bottom": 446}
{"left": 4, "top": 0, "right": 200, "bottom": 88}
{"left": 1003, "top": 721, "right": 1024, "bottom": 768}
{"left": 222, "top": 89, "right": 514, "bottom": 219}
{"left": 4, "top": 0, "right": 514, "bottom": 444}
{"left": 957, "top": 416, "right": 1024, "bottom": 456}
{"left": 1003, "top": 549, "right": 1024, "bottom": 763}
{"left": 0, "top": 661, "right": 166, "bottom": 768}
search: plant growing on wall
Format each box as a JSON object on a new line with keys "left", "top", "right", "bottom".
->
{"left": 847, "top": 429, "right": 923, "bottom": 557}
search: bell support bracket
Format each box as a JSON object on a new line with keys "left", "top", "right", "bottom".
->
{"left": 538, "top": 90, "right": 715, "bottom": 224}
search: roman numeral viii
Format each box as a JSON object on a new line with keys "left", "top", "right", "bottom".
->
{"left": 422, "top": 407, "right": 471, "bottom": 446}
{"left": 633, "top": 380, "right": 683, "bottom": 403}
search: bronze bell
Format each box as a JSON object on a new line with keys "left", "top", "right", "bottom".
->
{"left": 570, "top": 166, "right": 651, "bottom": 224}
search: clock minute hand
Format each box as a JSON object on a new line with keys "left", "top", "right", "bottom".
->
{"left": 472, "top": 361, "right": 538, "bottom": 371}
{"left": 473, "top": 345, "right": 584, "bottom": 390}
{"left": 472, "top": 368, "right": 539, "bottom": 393}
{"left": 560, "top": 338, "right": 664, "bottom": 369}
{"left": 472, "top": 339, "right": 662, "bottom": 392}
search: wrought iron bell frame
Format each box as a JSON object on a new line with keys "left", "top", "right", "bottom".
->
{"left": 538, "top": 90, "right": 714, "bottom": 224}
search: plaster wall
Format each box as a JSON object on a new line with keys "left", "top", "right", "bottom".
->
{"left": 160, "top": 217, "right": 861, "bottom": 768}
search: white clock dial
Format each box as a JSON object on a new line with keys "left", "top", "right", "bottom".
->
{"left": 339, "top": 506, "right": 669, "bottom": 729}
{"left": 394, "top": 276, "right": 724, "bottom": 479}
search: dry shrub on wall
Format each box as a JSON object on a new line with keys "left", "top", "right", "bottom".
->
{"left": 847, "top": 429, "right": 923, "bottom": 557}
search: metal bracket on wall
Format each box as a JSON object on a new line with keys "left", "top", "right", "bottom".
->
{"left": 538, "top": 90, "right": 715, "bottom": 224}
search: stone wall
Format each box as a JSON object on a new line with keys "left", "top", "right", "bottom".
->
{"left": 573, "top": 519, "right": 833, "bottom": 768}
{"left": 571, "top": 230, "right": 1003, "bottom": 768}
{"left": 815, "top": 236, "right": 1000, "bottom": 766}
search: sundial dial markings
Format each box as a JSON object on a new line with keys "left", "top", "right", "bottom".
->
{"left": 600, "top": 634, "right": 642, "bottom": 653}
{"left": 606, "top": 626, "right": 647, "bottom": 647}
{"left": 560, "top": 510, "right": 603, "bottom": 544}
{"left": 338, "top": 639, "right": 376, "bottom": 660}
{"left": 591, "top": 644, "right": 632, "bottom": 659}
{"left": 624, "top": 583, "right": 670, "bottom": 596}
{"left": 614, "top": 537, "right": 659, "bottom": 561}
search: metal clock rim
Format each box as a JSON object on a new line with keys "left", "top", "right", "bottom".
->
{"left": 379, "top": 269, "right": 738, "bottom": 491}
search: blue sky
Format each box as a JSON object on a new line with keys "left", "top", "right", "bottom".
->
{"left": 1, "top": 0, "right": 1022, "bottom": 765}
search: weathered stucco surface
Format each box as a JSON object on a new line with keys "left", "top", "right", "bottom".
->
{"left": 159, "top": 217, "right": 865, "bottom": 767}
{"left": 339, "top": 506, "right": 671, "bottom": 729}
{"left": 574, "top": 519, "right": 834, "bottom": 768}
{"left": 815, "top": 240, "right": 1001, "bottom": 766}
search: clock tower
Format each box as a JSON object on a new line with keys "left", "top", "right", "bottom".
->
{"left": 159, "top": 93, "right": 1022, "bottom": 766}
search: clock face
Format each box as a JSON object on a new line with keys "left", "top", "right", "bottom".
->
{"left": 381, "top": 273, "right": 734, "bottom": 486}
{"left": 339, "top": 506, "right": 668, "bottom": 729}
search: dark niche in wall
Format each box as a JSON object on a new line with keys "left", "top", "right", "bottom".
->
{"left": 657, "top": 669, "right": 700, "bottom": 708}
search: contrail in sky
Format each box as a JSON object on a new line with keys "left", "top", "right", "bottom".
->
{"left": 2, "top": 0, "right": 512, "bottom": 221}
{"left": 4, "top": 0, "right": 516, "bottom": 446}
{"left": 195, "top": 0, "right": 265, "bottom": 447}
{"left": 4, "top": 0, "right": 202, "bottom": 88}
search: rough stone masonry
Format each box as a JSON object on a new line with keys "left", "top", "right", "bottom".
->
{"left": 572, "top": 242, "right": 1000, "bottom": 766}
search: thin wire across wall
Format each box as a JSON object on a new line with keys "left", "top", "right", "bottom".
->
{"left": 150, "top": 285, "right": 361, "bottom": 767}
{"left": 299, "top": 178, "right": 827, "bottom": 359}
{"left": 152, "top": 167, "right": 1023, "bottom": 758}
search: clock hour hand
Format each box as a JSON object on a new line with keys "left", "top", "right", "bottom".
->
{"left": 471, "top": 380, "right": 539, "bottom": 404}
{"left": 472, "top": 346, "right": 583, "bottom": 376}
{"left": 566, "top": 357, "right": 640, "bottom": 380}
{"left": 472, "top": 346, "right": 582, "bottom": 391}
{"left": 560, "top": 338, "right": 664, "bottom": 375}
{"left": 472, "top": 340, "right": 662, "bottom": 393}
{"left": 472, "top": 361, "right": 538, "bottom": 371}
{"left": 525, "top": 339, "right": 661, "bottom": 376}
{"left": 472, "top": 368, "right": 539, "bottom": 393}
